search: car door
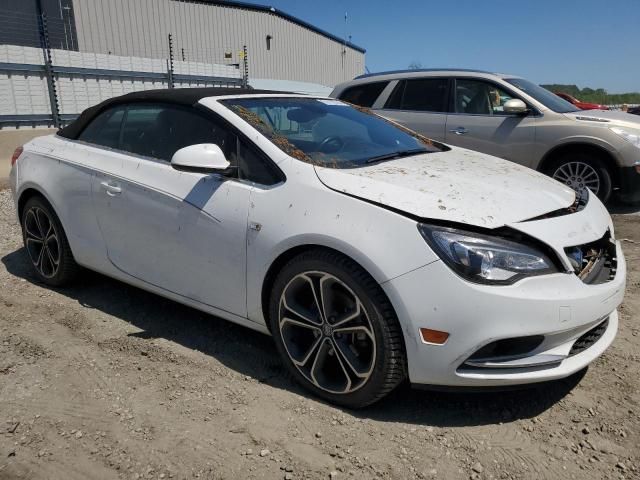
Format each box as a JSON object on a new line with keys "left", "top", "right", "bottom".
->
{"left": 445, "top": 78, "right": 537, "bottom": 167}
{"left": 90, "top": 103, "right": 252, "bottom": 317}
{"left": 374, "top": 77, "right": 450, "bottom": 141}
{"left": 57, "top": 105, "right": 129, "bottom": 268}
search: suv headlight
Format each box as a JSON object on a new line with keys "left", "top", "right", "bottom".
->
{"left": 610, "top": 127, "right": 640, "bottom": 148}
{"left": 418, "top": 225, "right": 559, "bottom": 285}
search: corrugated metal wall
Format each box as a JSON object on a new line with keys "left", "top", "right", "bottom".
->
{"left": 70, "top": 0, "right": 364, "bottom": 87}
{"left": 0, "top": 45, "right": 242, "bottom": 118}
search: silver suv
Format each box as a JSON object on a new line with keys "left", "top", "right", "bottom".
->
{"left": 331, "top": 69, "right": 640, "bottom": 203}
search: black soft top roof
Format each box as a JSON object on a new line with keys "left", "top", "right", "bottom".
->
{"left": 58, "top": 87, "right": 288, "bottom": 139}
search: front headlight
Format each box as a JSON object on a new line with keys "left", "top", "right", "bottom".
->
{"left": 418, "top": 225, "right": 559, "bottom": 285}
{"left": 610, "top": 127, "right": 640, "bottom": 148}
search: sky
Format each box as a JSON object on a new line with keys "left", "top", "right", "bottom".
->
{"left": 241, "top": 0, "right": 640, "bottom": 93}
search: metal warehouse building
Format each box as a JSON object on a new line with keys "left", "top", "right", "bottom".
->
{"left": 0, "top": 0, "right": 366, "bottom": 88}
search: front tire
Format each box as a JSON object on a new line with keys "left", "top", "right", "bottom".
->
{"left": 268, "top": 249, "right": 406, "bottom": 408}
{"left": 548, "top": 153, "right": 613, "bottom": 203}
{"left": 21, "top": 196, "right": 79, "bottom": 286}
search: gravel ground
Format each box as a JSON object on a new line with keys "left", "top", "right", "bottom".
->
{"left": 0, "top": 187, "right": 639, "bottom": 480}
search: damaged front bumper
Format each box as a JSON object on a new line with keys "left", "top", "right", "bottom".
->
{"left": 382, "top": 193, "right": 626, "bottom": 387}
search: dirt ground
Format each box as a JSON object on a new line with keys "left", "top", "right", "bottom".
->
{"left": 0, "top": 186, "right": 638, "bottom": 480}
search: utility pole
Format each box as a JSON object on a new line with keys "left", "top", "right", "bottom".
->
{"left": 342, "top": 12, "right": 347, "bottom": 69}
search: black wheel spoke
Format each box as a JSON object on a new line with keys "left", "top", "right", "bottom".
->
{"left": 23, "top": 207, "right": 59, "bottom": 279}
{"left": 35, "top": 243, "right": 46, "bottom": 271}
{"left": 283, "top": 319, "right": 322, "bottom": 367}
{"left": 25, "top": 210, "right": 44, "bottom": 241}
{"left": 45, "top": 246, "right": 58, "bottom": 267}
{"left": 281, "top": 274, "right": 324, "bottom": 326}
{"left": 333, "top": 326, "right": 375, "bottom": 378}
{"left": 310, "top": 338, "right": 351, "bottom": 394}
{"left": 331, "top": 301, "right": 363, "bottom": 328}
{"left": 279, "top": 271, "right": 377, "bottom": 395}
{"left": 306, "top": 274, "right": 327, "bottom": 323}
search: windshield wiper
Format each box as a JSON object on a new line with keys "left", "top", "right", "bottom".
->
{"left": 365, "top": 148, "right": 427, "bottom": 164}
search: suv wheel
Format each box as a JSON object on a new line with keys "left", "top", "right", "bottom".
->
{"left": 549, "top": 153, "right": 612, "bottom": 203}
{"left": 268, "top": 249, "right": 406, "bottom": 408}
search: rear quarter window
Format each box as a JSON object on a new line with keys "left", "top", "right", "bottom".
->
{"left": 77, "top": 107, "right": 126, "bottom": 148}
{"left": 338, "top": 81, "right": 388, "bottom": 107}
{"left": 385, "top": 78, "right": 449, "bottom": 112}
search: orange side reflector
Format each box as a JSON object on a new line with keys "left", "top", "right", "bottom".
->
{"left": 420, "top": 328, "right": 449, "bottom": 345}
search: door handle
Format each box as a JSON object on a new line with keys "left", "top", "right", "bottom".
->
{"left": 449, "top": 127, "right": 468, "bottom": 135}
{"left": 100, "top": 181, "right": 122, "bottom": 196}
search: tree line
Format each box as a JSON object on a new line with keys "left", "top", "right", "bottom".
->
{"left": 542, "top": 84, "right": 640, "bottom": 105}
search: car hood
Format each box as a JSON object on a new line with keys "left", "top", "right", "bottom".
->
{"left": 314, "top": 148, "right": 576, "bottom": 229}
{"left": 564, "top": 109, "right": 640, "bottom": 130}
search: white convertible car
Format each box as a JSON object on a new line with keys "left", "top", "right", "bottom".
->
{"left": 9, "top": 88, "right": 626, "bottom": 407}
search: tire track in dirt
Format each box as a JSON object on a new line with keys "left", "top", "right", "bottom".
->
{"left": 456, "top": 428, "right": 567, "bottom": 479}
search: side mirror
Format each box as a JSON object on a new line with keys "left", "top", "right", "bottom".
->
{"left": 171, "top": 144, "right": 231, "bottom": 174}
{"left": 503, "top": 98, "right": 529, "bottom": 115}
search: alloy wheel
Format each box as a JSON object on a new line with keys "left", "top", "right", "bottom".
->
{"left": 278, "top": 271, "right": 376, "bottom": 394}
{"left": 24, "top": 206, "right": 60, "bottom": 278}
{"left": 552, "top": 161, "right": 600, "bottom": 196}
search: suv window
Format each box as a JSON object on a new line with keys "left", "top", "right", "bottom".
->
{"left": 77, "top": 106, "right": 125, "bottom": 148}
{"left": 455, "top": 79, "right": 516, "bottom": 115}
{"left": 385, "top": 78, "right": 449, "bottom": 112}
{"left": 338, "top": 81, "right": 388, "bottom": 107}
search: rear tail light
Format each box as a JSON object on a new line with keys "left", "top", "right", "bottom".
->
{"left": 10, "top": 146, "right": 23, "bottom": 167}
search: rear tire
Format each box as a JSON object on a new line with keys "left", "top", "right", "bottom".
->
{"left": 268, "top": 249, "right": 406, "bottom": 408}
{"left": 547, "top": 152, "right": 613, "bottom": 203}
{"left": 21, "top": 196, "right": 79, "bottom": 286}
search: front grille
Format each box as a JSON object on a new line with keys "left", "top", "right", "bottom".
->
{"left": 564, "top": 232, "right": 617, "bottom": 284}
{"left": 569, "top": 319, "right": 609, "bottom": 356}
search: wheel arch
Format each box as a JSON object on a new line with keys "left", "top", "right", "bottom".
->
{"left": 538, "top": 142, "right": 620, "bottom": 186}
{"left": 17, "top": 186, "right": 56, "bottom": 222}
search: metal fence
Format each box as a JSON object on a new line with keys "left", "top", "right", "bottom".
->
{"left": 0, "top": 6, "right": 249, "bottom": 128}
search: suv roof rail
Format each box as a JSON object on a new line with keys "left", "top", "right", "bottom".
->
{"left": 354, "top": 68, "right": 496, "bottom": 80}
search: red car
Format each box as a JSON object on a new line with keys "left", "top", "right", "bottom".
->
{"left": 555, "top": 92, "right": 609, "bottom": 110}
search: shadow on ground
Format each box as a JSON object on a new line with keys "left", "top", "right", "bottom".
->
{"left": 609, "top": 199, "right": 640, "bottom": 215}
{"left": 2, "top": 247, "right": 585, "bottom": 427}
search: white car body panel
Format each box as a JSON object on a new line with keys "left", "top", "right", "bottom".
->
{"left": 9, "top": 93, "right": 626, "bottom": 390}
{"left": 314, "top": 148, "right": 576, "bottom": 229}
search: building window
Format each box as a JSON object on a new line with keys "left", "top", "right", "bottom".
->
{"left": 266, "top": 35, "right": 272, "bottom": 51}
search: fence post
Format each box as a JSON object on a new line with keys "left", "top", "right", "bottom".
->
{"left": 39, "top": 13, "right": 61, "bottom": 128}
{"left": 167, "top": 34, "right": 175, "bottom": 89}
{"left": 241, "top": 45, "right": 249, "bottom": 88}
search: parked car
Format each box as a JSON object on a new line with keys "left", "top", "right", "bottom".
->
{"left": 628, "top": 105, "right": 640, "bottom": 116}
{"left": 331, "top": 69, "right": 640, "bottom": 204}
{"left": 10, "top": 88, "right": 626, "bottom": 407}
{"left": 554, "top": 92, "right": 609, "bottom": 111}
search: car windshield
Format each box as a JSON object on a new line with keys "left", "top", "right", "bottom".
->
{"left": 220, "top": 97, "right": 444, "bottom": 168}
{"left": 505, "top": 78, "right": 580, "bottom": 113}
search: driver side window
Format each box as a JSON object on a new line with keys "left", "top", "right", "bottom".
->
{"left": 455, "top": 79, "right": 516, "bottom": 116}
{"left": 119, "top": 104, "right": 235, "bottom": 162}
